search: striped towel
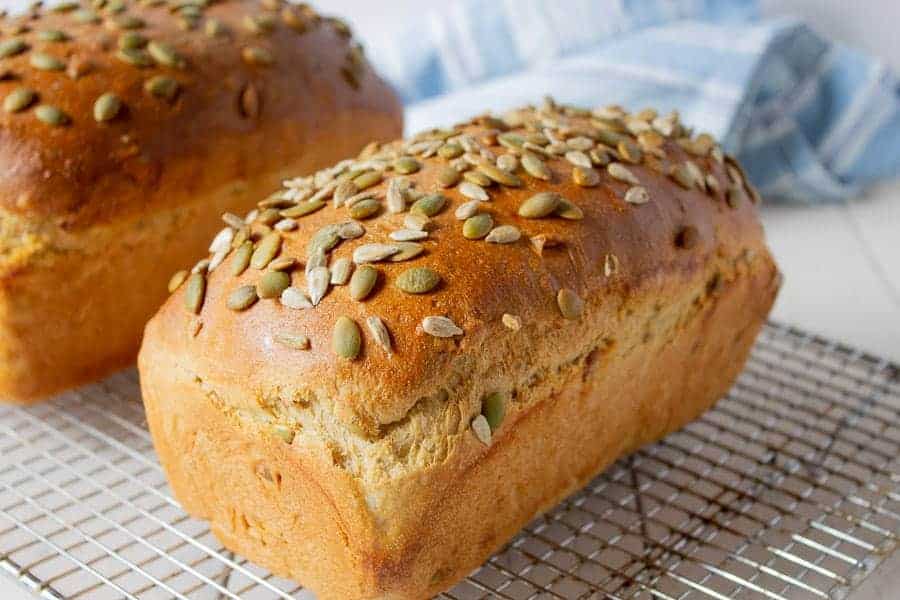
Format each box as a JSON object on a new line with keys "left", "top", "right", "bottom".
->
{"left": 364, "top": 0, "right": 900, "bottom": 202}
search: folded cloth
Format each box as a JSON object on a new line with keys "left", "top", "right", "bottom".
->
{"left": 366, "top": 0, "right": 900, "bottom": 202}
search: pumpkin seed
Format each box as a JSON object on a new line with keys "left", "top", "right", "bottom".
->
{"left": 307, "top": 225, "right": 341, "bottom": 255}
{"left": 228, "top": 285, "right": 259, "bottom": 310}
{"left": 454, "top": 200, "right": 481, "bottom": 220}
{"left": 274, "top": 333, "right": 309, "bottom": 350}
{"left": 230, "top": 241, "right": 253, "bottom": 276}
{"left": 30, "top": 52, "right": 65, "bottom": 71}
{"left": 349, "top": 265, "right": 378, "bottom": 300}
{"left": 565, "top": 150, "right": 592, "bottom": 169}
{"left": 366, "top": 316, "right": 392, "bottom": 354}
{"left": 482, "top": 392, "right": 506, "bottom": 430}
{"left": 404, "top": 213, "right": 431, "bottom": 231}
{"left": 396, "top": 267, "right": 440, "bottom": 294}
{"left": 251, "top": 232, "right": 282, "bottom": 269}
{"left": 0, "top": 39, "right": 28, "bottom": 59}
{"left": 3, "top": 88, "right": 36, "bottom": 113}
{"left": 557, "top": 288, "right": 584, "bottom": 320}
{"left": 685, "top": 161, "right": 706, "bottom": 190}
{"left": 393, "top": 156, "right": 420, "bottom": 174}
{"left": 333, "top": 316, "right": 361, "bottom": 359}
{"left": 437, "top": 166, "right": 460, "bottom": 188}
{"left": 670, "top": 164, "right": 694, "bottom": 189}
{"left": 117, "top": 47, "right": 153, "bottom": 67}
{"left": 624, "top": 186, "right": 650, "bottom": 205}
{"left": 353, "top": 243, "right": 399, "bottom": 264}
{"left": 706, "top": 174, "right": 721, "bottom": 195}
{"left": 35, "top": 105, "right": 68, "bottom": 126}
{"left": 422, "top": 315, "right": 463, "bottom": 338}
{"left": 109, "top": 15, "right": 144, "bottom": 30}
{"left": 463, "top": 213, "right": 493, "bottom": 239}
{"left": 258, "top": 208, "right": 281, "bottom": 225}
{"left": 330, "top": 258, "right": 353, "bottom": 285}
{"left": 38, "top": 30, "right": 69, "bottom": 42}
{"left": 389, "top": 242, "right": 424, "bottom": 262}
{"left": 485, "top": 225, "right": 521, "bottom": 244}
{"left": 567, "top": 136, "right": 594, "bottom": 151}
{"left": 478, "top": 162, "right": 522, "bottom": 187}
{"left": 518, "top": 192, "right": 561, "bottom": 218}
{"left": 338, "top": 221, "right": 365, "bottom": 240}
{"left": 471, "top": 415, "right": 491, "bottom": 445}
{"left": 258, "top": 270, "right": 290, "bottom": 299}
{"left": 281, "top": 6, "right": 308, "bottom": 32}
{"left": 607, "top": 162, "right": 640, "bottom": 185}
{"left": 521, "top": 152, "right": 551, "bottom": 180}
{"left": 119, "top": 31, "right": 147, "bottom": 49}
{"left": 307, "top": 266, "right": 330, "bottom": 305}
{"left": 280, "top": 199, "right": 325, "bottom": 218}
{"left": 93, "top": 93, "right": 122, "bottom": 122}
{"left": 617, "top": 140, "right": 643, "bottom": 164}
{"left": 280, "top": 286, "right": 312, "bottom": 309}
{"left": 73, "top": 9, "right": 100, "bottom": 23}
{"left": 410, "top": 193, "right": 446, "bottom": 217}
{"left": 168, "top": 269, "right": 188, "bottom": 293}
{"left": 184, "top": 272, "right": 206, "bottom": 314}
{"left": 205, "top": 17, "right": 226, "bottom": 37}
{"left": 604, "top": 253, "right": 619, "bottom": 277}
{"left": 438, "top": 142, "right": 463, "bottom": 159}
{"left": 349, "top": 198, "right": 381, "bottom": 220}
{"left": 244, "top": 14, "right": 276, "bottom": 34}
{"left": 390, "top": 229, "right": 428, "bottom": 242}
{"left": 353, "top": 170, "right": 382, "bottom": 191}
{"left": 458, "top": 181, "right": 488, "bottom": 202}
{"left": 268, "top": 257, "right": 296, "bottom": 271}
{"left": 556, "top": 199, "right": 584, "bottom": 220}
{"left": 144, "top": 76, "right": 180, "bottom": 100}
{"left": 148, "top": 40, "right": 186, "bottom": 68}
{"left": 572, "top": 165, "right": 600, "bottom": 187}
{"left": 242, "top": 46, "right": 274, "bottom": 66}
{"left": 502, "top": 313, "right": 521, "bottom": 331}
{"left": 463, "top": 169, "right": 492, "bottom": 187}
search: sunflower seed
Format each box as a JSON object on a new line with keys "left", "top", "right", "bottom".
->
{"left": 572, "top": 165, "right": 600, "bottom": 187}
{"left": 607, "top": 162, "right": 640, "bottom": 185}
{"left": 437, "top": 166, "right": 460, "bottom": 188}
{"left": 251, "top": 232, "right": 282, "bottom": 269}
{"left": 566, "top": 136, "right": 594, "bottom": 151}
{"left": 230, "top": 241, "right": 253, "bottom": 275}
{"left": 502, "top": 313, "right": 521, "bottom": 331}
{"left": 275, "top": 333, "right": 309, "bottom": 350}
{"left": 520, "top": 152, "right": 551, "bottom": 180}
{"left": 604, "top": 253, "right": 619, "bottom": 277}
{"left": 330, "top": 258, "right": 353, "bottom": 285}
{"left": 390, "top": 242, "right": 424, "bottom": 262}
{"left": 410, "top": 193, "right": 446, "bottom": 217}
{"left": 168, "top": 270, "right": 188, "bottom": 293}
{"left": 0, "top": 39, "right": 28, "bottom": 59}
{"left": 348, "top": 198, "right": 380, "bottom": 220}
{"left": 305, "top": 248, "right": 326, "bottom": 277}
{"left": 184, "top": 272, "right": 206, "bottom": 314}
{"left": 670, "top": 164, "right": 694, "bottom": 189}
{"left": 471, "top": 415, "right": 492, "bottom": 445}
{"left": 227, "top": 285, "right": 259, "bottom": 311}
{"left": 557, "top": 288, "right": 584, "bottom": 320}
{"left": 3, "top": 88, "right": 36, "bottom": 113}
{"left": 458, "top": 181, "right": 488, "bottom": 202}
{"left": 333, "top": 316, "right": 361, "bottom": 359}
{"left": 209, "top": 227, "right": 235, "bottom": 253}
{"left": 497, "top": 132, "right": 524, "bottom": 151}
{"left": 192, "top": 258, "right": 211, "bottom": 274}
{"left": 404, "top": 213, "right": 432, "bottom": 231}
{"left": 280, "top": 286, "right": 312, "bottom": 309}
{"left": 617, "top": 140, "right": 643, "bottom": 164}
{"left": 454, "top": 200, "right": 481, "bottom": 220}
{"left": 268, "top": 257, "right": 296, "bottom": 271}
{"left": 396, "top": 267, "right": 440, "bottom": 294}
{"left": 307, "top": 225, "right": 341, "bottom": 255}
{"left": 390, "top": 229, "right": 428, "bottom": 242}
{"left": 685, "top": 160, "right": 706, "bottom": 190}
{"left": 257, "top": 208, "right": 281, "bottom": 225}
{"left": 338, "top": 221, "right": 365, "bottom": 240}
{"left": 485, "top": 225, "right": 521, "bottom": 244}
{"left": 307, "top": 266, "right": 330, "bottom": 305}
{"left": 518, "top": 192, "right": 561, "bottom": 218}
{"left": 383, "top": 177, "right": 406, "bottom": 213}
{"left": 35, "top": 105, "right": 68, "bottom": 126}
{"left": 463, "top": 169, "right": 492, "bottom": 187}
{"left": 257, "top": 270, "right": 290, "bottom": 299}
{"left": 482, "top": 392, "right": 506, "bottom": 430}
{"left": 422, "top": 316, "right": 463, "bottom": 338}
{"left": 145, "top": 76, "right": 180, "bottom": 101}
{"left": 706, "top": 174, "right": 721, "bottom": 195}
{"left": 726, "top": 185, "right": 744, "bottom": 208}
{"left": 496, "top": 154, "right": 519, "bottom": 173}
{"left": 564, "top": 150, "right": 592, "bottom": 169}
{"left": 463, "top": 213, "right": 493, "bottom": 240}
{"left": 222, "top": 212, "right": 245, "bottom": 229}
{"left": 242, "top": 46, "right": 274, "bottom": 66}
{"left": 624, "top": 186, "right": 650, "bottom": 205}
{"left": 353, "top": 243, "right": 399, "bottom": 264}
{"left": 366, "top": 316, "right": 392, "bottom": 354}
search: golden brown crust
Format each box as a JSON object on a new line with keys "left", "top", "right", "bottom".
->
{"left": 0, "top": 1, "right": 402, "bottom": 402}
{"left": 0, "top": 0, "right": 400, "bottom": 227}
{"left": 139, "top": 100, "right": 780, "bottom": 598}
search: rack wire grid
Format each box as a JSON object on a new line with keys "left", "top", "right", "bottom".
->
{"left": 1, "top": 321, "right": 899, "bottom": 600}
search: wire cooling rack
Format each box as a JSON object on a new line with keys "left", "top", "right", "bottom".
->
{"left": 1, "top": 322, "right": 898, "bottom": 600}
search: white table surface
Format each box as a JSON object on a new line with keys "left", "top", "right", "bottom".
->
{"left": 1, "top": 1, "right": 898, "bottom": 598}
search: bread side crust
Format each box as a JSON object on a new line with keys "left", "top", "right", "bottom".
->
{"left": 140, "top": 245, "right": 779, "bottom": 599}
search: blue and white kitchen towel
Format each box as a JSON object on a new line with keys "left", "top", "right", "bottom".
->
{"left": 363, "top": 0, "right": 900, "bottom": 202}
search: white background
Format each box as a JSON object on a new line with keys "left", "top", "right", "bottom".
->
{"left": 0, "top": 1, "right": 898, "bottom": 598}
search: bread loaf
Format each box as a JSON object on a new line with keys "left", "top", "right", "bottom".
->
{"left": 0, "top": 0, "right": 401, "bottom": 402}
{"left": 138, "top": 99, "right": 780, "bottom": 599}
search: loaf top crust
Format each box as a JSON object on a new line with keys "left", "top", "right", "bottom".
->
{"left": 0, "top": 1, "right": 400, "bottom": 227}
{"left": 142, "top": 98, "right": 774, "bottom": 459}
